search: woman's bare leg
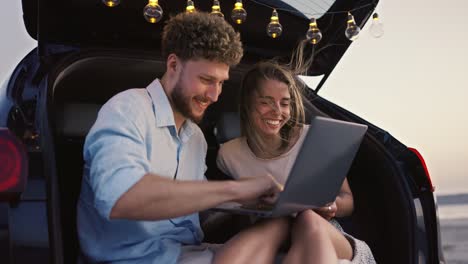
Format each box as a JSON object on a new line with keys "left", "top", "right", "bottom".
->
{"left": 283, "top": 210, "right": 339, "bottom": 264}
{"left": 284, "top": 210, "right": 354, "bottom": 263}
{"left": 314, "top": 212, "right": 353, "bottom": 260}
{"left": 324, "top": 224, "right": 353, "bottom": 259}
{"left": 213, "top": 217, "right": 289, "bottom": 264}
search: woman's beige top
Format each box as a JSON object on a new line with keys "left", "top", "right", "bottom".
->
{"left": 216, "top": 125, "right": 310, "bottom": 185}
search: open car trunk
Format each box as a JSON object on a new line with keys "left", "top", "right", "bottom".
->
{"left": 43, "top": 51, "right": 423, "bottom": 264}
{"left": 2, "top": 0, "right": 443, "bottom": 263}
{"left": 23, "top": 0, "right": 379, "bottom": 90}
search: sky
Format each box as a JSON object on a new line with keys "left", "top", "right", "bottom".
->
{"left": 319, "top": 0, "right": 468, "bottom": 195}
{"left": 1, "top": 0, "right": 467, "bottom": 195}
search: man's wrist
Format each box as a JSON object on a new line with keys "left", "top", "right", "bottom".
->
{"left": 222, "top": 180, "right": 242, "bottom": 202}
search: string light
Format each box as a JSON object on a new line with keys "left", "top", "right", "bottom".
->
{"left": 105, "top": 0, "right": 380, "bottom": 43}
{"left": 306, "top": 18, "right": 322, "bottom": 45}
{"left": 246, "top": 0, "right": 377, "bottom": 42}
{"left": 369, "top": 13, "right": 384, "bottom": 38}
{"left": 143, "top": 0, "right": 163, "bottom": 23}
{"left": 345, "top": 12, "right": 360, "bottom": 41}
{"left": 211, "top": 0, "right": 224, "bottom": 17}
{"left": 102, "top": 0, "right": 120, "bottom": 7}
{"left": 267, "top": 9, "right": 282, "bottom": 39}
{"left": 186, "top": 0, "right": 196, "bottom": 13}
{"left": 231, "top": 0, "right": 247, "bottom": 24}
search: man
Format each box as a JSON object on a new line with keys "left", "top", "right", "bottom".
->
{"left": 77, "top": 12, "right": 282, "bottom": 263}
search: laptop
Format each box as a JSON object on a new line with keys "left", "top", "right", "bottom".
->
{"left": 212, "top": 116, "right": 368, "bottom": 217}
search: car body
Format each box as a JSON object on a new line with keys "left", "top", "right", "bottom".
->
{"left": 0, "top": 0, "right": 445, "bottom": 263}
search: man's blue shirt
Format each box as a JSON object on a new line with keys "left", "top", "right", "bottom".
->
{"left": 77, "top": 79, "right": 207, "bottom": 263}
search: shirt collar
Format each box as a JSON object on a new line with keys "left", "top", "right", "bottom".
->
{"left": 146, "top": 78, "right": 196, "bottom": 142}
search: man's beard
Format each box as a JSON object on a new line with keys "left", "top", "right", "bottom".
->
{"left": 171, "top": 79, "right": 206, "bottom": 124}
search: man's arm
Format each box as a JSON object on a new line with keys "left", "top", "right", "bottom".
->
{"left": 110, "top": 173, "right": 282, "bottom": 221}
{"left": 85, "top": 94, "right": 281, "bottom": 221}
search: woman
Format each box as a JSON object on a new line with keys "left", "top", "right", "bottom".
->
{"left": 214, "top": 61, "right": 375, "bottom": 263}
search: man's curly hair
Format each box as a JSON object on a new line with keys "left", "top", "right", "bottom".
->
{"left": 162, "top": 12, "right": 243, "bottom": 66}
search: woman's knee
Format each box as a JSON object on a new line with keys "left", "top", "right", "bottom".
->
{"left": 297, "top": 211, "right": 353, "bottom": 260}
{"left": 293, "top": 210, "right": 326, "bottom": 237}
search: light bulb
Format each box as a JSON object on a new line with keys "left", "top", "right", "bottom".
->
{"left": 267, "top": 9, "right": 282, "bottom": 39}
{"left": 231, "top": 0, "right": 247, "bottom": 24}
{"left": 102, "top": 0, "right": 120, "bottom": 7}
{"left": 306, "top": 18, "right": 322, "bottom": 44}
{"left": 345, "top": 12, "right": 360, "bottom": 41}
{"left": 211, "top": 0, "right": 224, "bottom": 17}
{"left": 369, "top": 13, "right": 384, "bottom": 38}
{"left": 186, "top": 0, "right": 196, "bottom": 13}
{"left": 143, "top": 0, "right": 163, "bottom": 23}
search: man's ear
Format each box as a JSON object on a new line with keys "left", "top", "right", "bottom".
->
{"left": 166, "top": 54, "right": 179, "bottom": 74}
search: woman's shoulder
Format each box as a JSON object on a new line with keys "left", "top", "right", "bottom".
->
{"left": 218, "top": 137, "right": 247, "bottom": 155}
{"left": 217, "top": 137, "right": 249, "bottom": 175}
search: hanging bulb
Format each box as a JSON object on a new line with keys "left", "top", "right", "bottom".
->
{"left": 345, "top": 12, "right": 360, "bottom": 41}
{"left": 186, "top": 0, "right": 196, "bottom": 13}
{"left": 306, "top": 18, "right": 322, "bottom": 44}
{"left": 102, "top": 0, "right": 120, "bottom": 7}
{"left": 267, "top": 9, "right": 282, "bottom": 39}
{"left": 369, "top": 13, "right": 384, "bottom": 38}
{"left": 211, "top": 0, "right": 224, "bottom": 17}
{"left": 231, "top": 0, "right": 247, "bottom": 24}
{"left": 143, "top": 0, "right": 163, "bottom": 23}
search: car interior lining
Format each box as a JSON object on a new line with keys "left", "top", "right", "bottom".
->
{"left": 49, "top": 55, "right": 415, "bottom": 264}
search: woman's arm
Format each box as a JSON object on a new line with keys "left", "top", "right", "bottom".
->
{"left": 314, "top": 178, "right": 354, "bottom": 220}
{"left": 335, "top": 178, "right": 354, "bottom": 217}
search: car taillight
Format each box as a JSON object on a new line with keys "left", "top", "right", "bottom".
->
{"left": 408, "top": 147, "right": 435, "bottom": 192}
{"left": 0, "top": 128, "right": 28, "bottom": 200}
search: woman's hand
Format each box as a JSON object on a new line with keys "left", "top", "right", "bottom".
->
{"left": 314, "top": 201, "right": 337, "bottom": 220}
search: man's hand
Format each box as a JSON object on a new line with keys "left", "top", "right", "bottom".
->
{"left": 233, "top": 174, "right": 284, "bottom": 204}
{"left": 314, "top": 201, "right": 337, "bottom": 220}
